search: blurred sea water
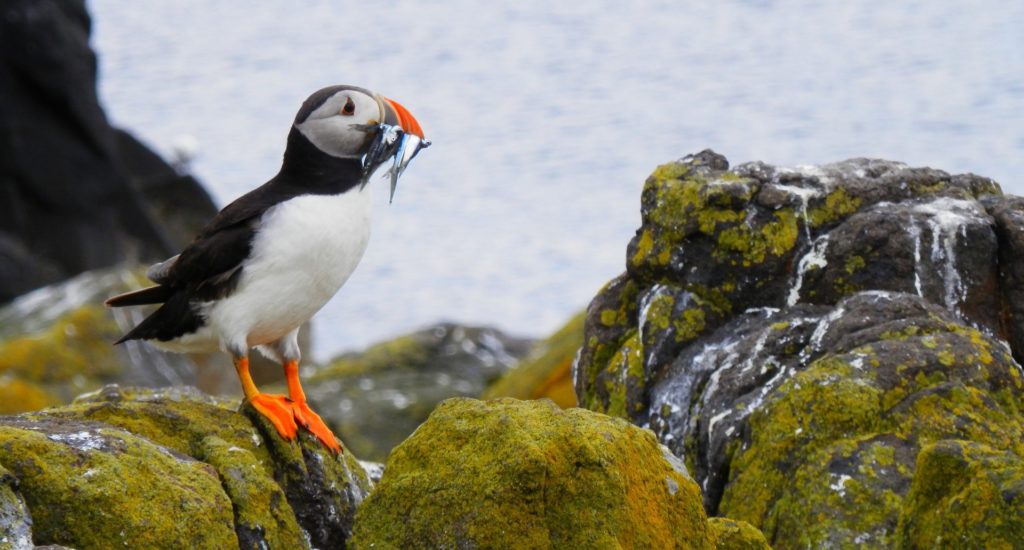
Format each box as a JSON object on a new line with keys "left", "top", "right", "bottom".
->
{"left": 89, "top": 0, "right": 1024, "bottom": 359}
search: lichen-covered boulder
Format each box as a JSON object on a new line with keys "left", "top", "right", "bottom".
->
{"left": 351, "top": 398, "right": 714, "bottom": 548}
{"left": 574, "top": 150, "right": 1024, "bottom": 547}
{"left": 304, "top": 324, "right": 531, "bottom": 461}
{"left": 708, "top": 518, "right": 770, "bottom": 550}
{"left": 896, "top": 439, "right": 1024, "bottom": 547}
{"left": 0, "top": 385, "right": 372, "bottom": 549}
{"left": 483, "top": 310, "right": 584, "bottom": 407}
{"left": 0, "top": 416, "right": 238, "bottom": 549}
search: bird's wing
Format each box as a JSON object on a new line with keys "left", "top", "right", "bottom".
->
{"left": 156, "top": 180, "right": 287, "bottom": 298}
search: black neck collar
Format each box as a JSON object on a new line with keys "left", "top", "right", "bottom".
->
{"left": 278, "top": 128, "right": 364, "bottom": 194}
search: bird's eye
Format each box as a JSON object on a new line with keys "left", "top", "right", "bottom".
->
{"left": 341, "top": 97, "right": 356, "bottom": 116}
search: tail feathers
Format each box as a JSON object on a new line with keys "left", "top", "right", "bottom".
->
{"left": 105, "top": 285, "right": 173, "bottom": 307}
{"left": 113, "top": 291, "right": 203, "bottom": 345}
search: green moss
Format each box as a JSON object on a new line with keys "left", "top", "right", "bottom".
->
{"left": 708, "top": 517, "right": 770, "bottom": 549}
{"left": 845, "top": 255, "right": 866, "bottom": 275}
{"left": 676, "top": 308, "right": 708, "bottom": 343}
{"left": 198, "top": 436, "right": 306, "bottom": 548}
{"left": 719, "top": 356, "right": 891, "bottom": 540}
{"left": 645, "top": 294, "right": 676, "bottom": 332}
{"left": 351, "top": 398, "right": 713, "bottom": 549}
{"left": 714, "top": 210, "right": 798, "bottom": 266}
{"left": 807, "top": 188, "right": 862, "bottom": 227}
{"left": 0, "top": 420, "right": 238, "bottom": 549}
{"left": 603, "top": 331, "right": 643, "bottom": 418}
{"left": 632, "top": 228, "right": 656, "bottom": 266}
{"left": 897, "top": 440, "right": 1024, "bottom": 547}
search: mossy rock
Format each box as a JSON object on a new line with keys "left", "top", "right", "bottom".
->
{"left": 304, "top": 323, "right": 531, "bottom": 461}
{"left": 896, "top": 439, "right": 1024, "bottom": 547}
{"left": 484, "top": 310, "right": 584, "bottom": 407}
{"left": 0, "top": 416, "right": 238, "bottom": 549}
{"left": 708, "top": 518, "right": 770, "bottom": 550}
{"left": 577, "top": 150, "right": 1016, "bottom": 423}
{"left": 0, "top": 385, "right": 372, "bottom": 549}
{"left": 709, "top": 294, "right": 1024, "bottom": 547}
{"left": 351, "top": 398, "right": 713, "bottom": 548}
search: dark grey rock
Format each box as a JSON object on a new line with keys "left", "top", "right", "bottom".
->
{"left": 0, "top": 0, "right": 217, "bottom": 303}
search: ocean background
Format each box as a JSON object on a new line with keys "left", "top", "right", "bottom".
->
{"left": 89, "top": 0, "right": 1024, "bottom": 360}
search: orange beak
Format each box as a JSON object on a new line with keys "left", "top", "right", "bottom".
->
{"left": 384, "top": 97, "right": 425, "bottom": 139}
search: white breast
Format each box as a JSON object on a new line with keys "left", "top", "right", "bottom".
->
{"left": 204, "top": 186, "right": 373, "bottom": 349}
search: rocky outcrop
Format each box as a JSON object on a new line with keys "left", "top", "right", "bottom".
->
{"left": 483, "top": 311, "right": 583, "bottom": 408}
{"left": 0, "top": 386, "right": 371, "bottom": 549}
{"left": 0, "top": 0, "right": 217, "bottom": 303}
{"left": 574, "top": 150, "right": 1024, "bottom": 547}
{"left": 304, "top": 324, "right": 531, "bottom": 461}
{"left": 351, "top": 398, "right": 718, "bottom": 548}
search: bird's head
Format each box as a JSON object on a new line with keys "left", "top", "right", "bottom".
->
{"left": 292, "top": 85, "right": 429, "bottom": 201}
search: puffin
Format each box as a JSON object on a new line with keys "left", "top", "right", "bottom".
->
{"left": 105, "top": 85, "right": 428, "bottom": 454}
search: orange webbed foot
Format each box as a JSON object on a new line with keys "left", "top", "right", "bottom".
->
{"left": 291, "top": 401, "right": 342, "bottom": 454}
{"left": 249, "top": 393, "right": 299, "bottom": 441}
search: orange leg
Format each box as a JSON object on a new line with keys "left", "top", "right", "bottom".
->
{"left": 234, "top": 357, "right": 297, "bottom": 440}
{"left": 284, "top": 360, "right": 342, "bottom": 454}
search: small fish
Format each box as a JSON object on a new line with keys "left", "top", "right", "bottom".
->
{"left": 387, "top": 134, "right": 431, "bottom": 203}
{"left": 358, "top": 123, "right": 430, "bottom": 202}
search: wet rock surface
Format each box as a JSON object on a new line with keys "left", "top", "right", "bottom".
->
{"left": 304, "top": 323, "right": 531, "bottom": 461}
{"left": 351, "top": 398, "right": 715, "bottom": 548}
{"left": 0, "top": 386, "right": 371, "bottom": 549}
{"left": 574, "top": 150, "right": 1024, "bottom": 547}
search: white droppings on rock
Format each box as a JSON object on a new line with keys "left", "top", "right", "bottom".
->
{"left": 665, "top": 476, "right": 679, "bottom": 495}
{"left": 48, "top": 430, "right": 106, "bottom": 452}
{"left": 829, "top": 473, "right": 853, "bottom": 497}
{"left": 707, "top": 408, "right": 733, "bottom": 435}
{"left": 807, "top": 305, "right": 846, "bottom": 358}
{"left": 912, "top": 197, "right": 984, "bottom": 316}
{"left": 788, "top": 234, "right": 830, "bottom": 307}
{"left": 637, "top": 284, "right": 670, "bottom": 360}
{"left": 908, "top": 218, "right": 924, "bottom": 296}
{"left": 772, "top": 184, "right": 823, "bottom": 240}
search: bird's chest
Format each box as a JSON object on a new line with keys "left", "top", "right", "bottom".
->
{"left": 245, "top": 188, "right": 372, "bottom": 303}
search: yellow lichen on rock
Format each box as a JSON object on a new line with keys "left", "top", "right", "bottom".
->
{"left": 351, "top": 398, "right": 714, "bottom": 549}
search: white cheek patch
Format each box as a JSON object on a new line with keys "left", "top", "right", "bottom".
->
{"left": 294, "top": 90, "right": 381, "bottom": 158}
{"left": 295, "top": 117, "right": 366, "bottom": 158}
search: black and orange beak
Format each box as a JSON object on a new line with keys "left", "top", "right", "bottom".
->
{"left": 362, "top": 94, "right": 430, "bottom": 203}
{"left": 382, "top": 97, "right": 425, "bottom": 139}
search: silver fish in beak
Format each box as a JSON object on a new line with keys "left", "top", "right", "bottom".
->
{"left": 387, "top": 133, "right": 431, "bottom": 203}
{"left": 359, "top": 124, "right": 430, "bottom": 202}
